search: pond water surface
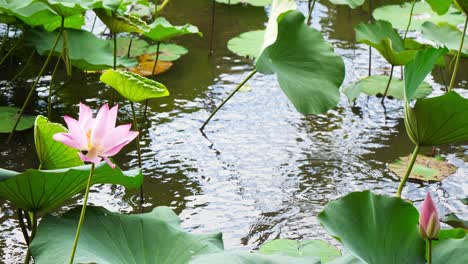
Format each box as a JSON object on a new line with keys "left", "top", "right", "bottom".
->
{"left": 0, "top": 0, "right": 467, "bottom": 263}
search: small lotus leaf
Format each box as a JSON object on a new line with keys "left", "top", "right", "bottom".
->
{"left": 30, "top": 206, "right": 223, "bottom": 264}
{"left": 25, "top": 28, "right": 137, "bottom": 70}
{"left": 442, "top": 213, "right": 468, "bottom": 229}
{"left": 100, "top": 69, "right": 169, "bottom": 102}
{"left": 329, "top": 0, "right": 364, "bottom": 9}
{"left": 259, "top": 239, "right": 341, "bottom": 263}
{"left": 373, "top": 2, "right": 465, "bottom": 31}
{"left": 0, "top": 106, "right": 35, "bottom": 133}
{"left": 256, "top": 10, "right": 345, "bottom": 115}
{"left": 422, "top": 22, "right": 468, "bottom": 56}
{"left": 0, "top": 162, "right": 142, "bottom": 213}
{"left": 343, "top": 75, "right": 433, "bottom": 103}
{"left": 34, "top": 116, "right": 84, "bottom": 170}
{"left": 227, "top": 30, "right": 265, "bottom": 59}
{"left": 389, "top": 154, "right": 457, "bottom": 182}
{"left": 146, "top": 43, "right": 188, "bottom": 61}
{"left": 318, "top": 191, "right": 426, "bottom": 264}
{"left": 145, "top": 17, "right": 201, "bottom": 42}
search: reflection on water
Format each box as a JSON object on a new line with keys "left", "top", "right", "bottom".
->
{"left": 0, "top": 0, "right": 467, "bottom": 262}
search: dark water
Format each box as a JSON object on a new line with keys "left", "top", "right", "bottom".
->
{"left": 1, "top": 0, "right": 467, "bottom": 262}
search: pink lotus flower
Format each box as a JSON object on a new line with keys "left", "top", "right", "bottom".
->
{"left": 53, "top": 103, "right": 138, "bottom": 169}
{"left": 419, "top": 192, "right": 440, "bottom": 240}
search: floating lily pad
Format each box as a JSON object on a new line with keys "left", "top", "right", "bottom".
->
{"left": 256, "top": 10, "right": 345, "bottom": 115}
{"left": 373, "top": 2, "right": 465, "bottom": 31}
{"left": 318, "top": 191, "right": 425, "bottom": 264}
{"left": 422, "top": 22, "right": 468, "bottom": 56}
{"left": 355, "top": 20, "right": 418, "bottom": 66}
{"left": 259, "top": 239, "right": 341, "bottom": 263}
{"left": 389, "top": 154, "right": 457, "bottom": 182}
{"left": 227, "top": 30, "right": 265, "bottom": 59}
{"left": 215, "top": 0, "right": 272, "bottom": 6}
{"left": 100, "top": 69, "right": 169, "bottom": 102}
{"left": 329, "top": 0, "right": 364, "bottom": 9}
{"left": 34, "top": 116, "right": 84, "bottom": 170}
{"left": 25, "top": 28, "right": 137, "bottom": 70}
{"left": 442, "top": 213, "right": 468, "bottom": 229}
{"left": 0, "top": 162, "right": 142, "bottom": 213}
{"left": 30, "top": 206, "right": 223, "bottom": 264}
{"left": 343, "top": 75, "right": 432, "bottom": 103}
{"left": 114, "top": 37, "right": 188, "bottom": 62}
{"left": 114, "top": 37, "right": 150, "bottom": 57}
{"left": 0, "top": 106, "right": 35, "bottom": 133}
{"left": 128, "top": 54, "right": 173, "bottom": 76}
{"left": 145, "top": 17, "right": 201, "bottom": 42}
{"left": 190, "top": 251, "right": 320, "bottom": 264}
{"left": 146, "top": 43, "right": 188, "bottom": 61}
{"left": 94, "top": 8, "right": 148, "bottom": 34}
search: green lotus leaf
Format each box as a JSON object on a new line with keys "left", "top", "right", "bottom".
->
{"left": 259, "top": 239, "right": 341, "bottom": 263}
{"left": 404, "top": 47, "right": 448, "bottom": 103}
{"left": 114, "top": 37, "right": 150, "bottom": 57}
{"left": 39, "top": 0, "right": 121, "bottom": 17}
{"left": 1, "top": 1, "right": 84, "bottom": 31}
{"left": 433, "top": 229, "right": 468, "bottom": 264}
{"left": 215, "top": 0, "right": 272, "bottom": 6}
{"left": 100, "top": 69, "right": 169, "bottom": 102}
{"left": 318, "top": 191, "right": 425, "bottom": 264}
{"left": 389, "top": 154, "right": 456, "bottom": 182}
{"left": 0, "top": 106, "right": 35, "bottom": 133}
{"left": 25, "top": 28, "right": 137, "bottom": 70}
{"left": 34, "top": 115, "right": 84, "bottom": 170}
{"left": 422, "top": 22, "right": 468, "bottom": 56}
{"left": 0, "top": 10, "right": 16, "bottom": 24}
{"left": 355, "top": 20, "right": 418, "bottom": 66}
{"left": 405, "top": 91, "right": 468, "bottom": 146}
{"left": 426, "top": 0, "right": 453, "bottom": 15}
{"left": 373, "top": 2, "right": 465, "bottom": 31}
{"left": 260, "top": 0, "right": 296, "bottom": 54}
{"left": 256, "top": 10, "right": 345, "bottom": 115}
{"left": 0, "top": 0, "right": 33, "bottom": 10}
{"left": 227, "top": 30, "right": 265, "bottom": 59}
{"left": 442, "top": 213, "right": 468, "bottom": 229}
{"left": 0, "top": 162, "right": 142, "bottom": 213}
{"left": 190, "top": 251, "right": 320, "bottom": 264}
{"left": 455, "top": 0, "right": 468, "bottom": 14}
{"left": 94, "top": 8, "right": 148, "bottom": 34}
{"left": 146, "top": 43, "right": 188, "bottom": 61}
{"left": 145, "top": 17, "right": 202, "bottom": 42}
{"left": 343, "top": 75, "right": 433, "bottom": 103}
{"left": 328, "top": 254, "right": 363, "bottom": 264}
{"left": 329, "top": 0, "right": 364, "bottom": 9}
{"left": 30, "top": 206, "right": 223, "bottom": 264}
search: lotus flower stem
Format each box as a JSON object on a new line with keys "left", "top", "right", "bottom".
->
{"left": 130, "top": 102, "right": 144, "bottom": 212}
{"left": 7, "top": 24, "right": 63, "bottom": 143}
{"left": 157, "top": 0, "right": 171, "bottom": 13}
{"left": 23, "top": 212, "right": 37, "bottom": 264}
{"left": 48, "top": 54, "right": 63, "bottom": 119}
{"left": 200, "top": 69, "right": 257, "bottom": 131}
{"left": 307, "top": 0, "right": 317, "bottom": 25}
{"left": 448, "top": 15, "right": 468, "bottom": 91}
{"left": 396, "top": 144, "right": 420, "bottom": 197}
{"left": 17, "top": 209, "right": 30, "bottom": 245}
{"left": 381, "top": 65, "right": 394, "bottom": 104}
{"left": 428, "top": 239, "right": 433, "bottom": 264}
{"left": 0, "top": 35, "right": 23, "bottom": 66}
{"left": 69, "top": 163, "right": 96, "bottom": 264}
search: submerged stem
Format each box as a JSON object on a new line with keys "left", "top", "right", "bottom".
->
{"left": 396, "top": 144, "right": 420, "bottom": 197}
{"left": 7, "top": 23, "right": 63, "bottom": 144}
{"left": 381, "top": 65, "right": 394, "bottom": 104}
{"left": 200, "top": 69, "right": 257, "bottom": 131}
{"left": 448, "top": 16, "right": 468, "bottom": 91}
{"left": 68, "top": 163, "right": 95, "bottom": 264}
{"left": 130, "top": 102, "right": 144, "bottom": 212}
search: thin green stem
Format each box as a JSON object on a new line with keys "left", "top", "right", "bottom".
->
{"left": 48, "top": 54, "right": 63, "bottom": 119}
{"left": 7, "top": 24, "right": 63, "bottom": 144}
{"left": 381, "top": 65, "right": 394, "bottom": 104}
{"left": 127, "top": 39, "right": 133, "bottom": 58}
{"left": 23, "top": 212, "right": 37, "bottom": 264}
{"left": 400, "top": 0, "right": 416, "bottom": 80}
{"left": 307, "top": 0, "right": 317, "bottom": 25}
{"left": 396, "top": 144, "right": 420, "bottom": 197}
{"left": 0, "top": 36, "right": 22, "bottom": 65}
{"left": 448, "top": 15, "right": 468, "bottom": 91}
{"left": 110, "top": 31, "right": 117, "bottom": 105}
{"left": 157, "top": 0, "right": 170, "bottom": 12}
{"left": 91, "top": 15, "right": 97, "bottom": 33}
{"left": 200, "top": 69, "right": 257, "bottom": 131}
{"left": 428, "top": 239, "right": 433, "bottom": 264}
{"left": 17, "top": 209, "right": 30, "bottom": 245}
{"left": 68, "top": 163, "right": 95, "bottom": 264}
{"left": 130, "top": 102, "right": 144, "bottom": 212}
{"left": 151, "top": 42, "right": 161, "bottom": 75}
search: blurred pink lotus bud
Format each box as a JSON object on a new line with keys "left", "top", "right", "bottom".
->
{"left": 53, "top": 103, "right": 138, "bottom": 169}
{"left": 419, "top": 192, "right": 440, "bottom": 240}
